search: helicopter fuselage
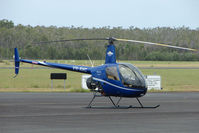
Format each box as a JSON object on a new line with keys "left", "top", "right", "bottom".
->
{"left": 18, "top": 58, "right": 147, "bottom": 98}
{"left": 89, "top": 63, "right": 147, "bottom": 98}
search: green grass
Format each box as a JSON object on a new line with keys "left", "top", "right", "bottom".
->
{"left": 0, "top": 69, "right": 84, "bottom": 91}
{"left": 0, "top": 60, "right": 199, "bottom": 92}
{"left": 142, "top": 69, "right": 199, "bottom": 91}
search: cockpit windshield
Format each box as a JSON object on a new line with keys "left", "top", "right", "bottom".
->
{"left": 119, "top": 63, "right": 146, "bottom": 88}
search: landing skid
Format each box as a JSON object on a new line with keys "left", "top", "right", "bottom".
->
{"left": 87, "top": 92, "right": 160, "bottom": 109}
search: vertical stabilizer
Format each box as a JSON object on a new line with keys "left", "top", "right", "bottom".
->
{"left": 14, "top": 48, "right": 20, "bottom": 75}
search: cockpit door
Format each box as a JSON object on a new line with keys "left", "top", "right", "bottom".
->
{"left": 105, "top": 66, "right": 122, "bottom": 86}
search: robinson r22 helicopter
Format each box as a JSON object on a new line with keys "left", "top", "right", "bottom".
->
{"left": 14, "top": 37, "right": 197, "bottom": 108}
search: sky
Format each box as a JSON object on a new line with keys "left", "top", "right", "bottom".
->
{"left": 0, "top": 0, "right": 199, "bottom": 29}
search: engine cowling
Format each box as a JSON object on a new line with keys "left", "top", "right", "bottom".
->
{"left": 86, "top": 77, "right": 103, "bottom": 92}
{"left": 86, "top": 77, "right": 97, "bottom": 90}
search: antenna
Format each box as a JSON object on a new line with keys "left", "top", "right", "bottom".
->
{"left": 87, "top": 54, "right": 94, "bottom": 67}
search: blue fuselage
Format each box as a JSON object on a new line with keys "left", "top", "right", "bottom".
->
{"left": 90, "top": 63, "right": 147, "bottom": 97}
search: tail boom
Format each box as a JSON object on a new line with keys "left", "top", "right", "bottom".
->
{"left": 14, "top": 48, "right": 92, "bottom": 75}
{"left": 20, "top": 59, "right": 92, "bottom": 74}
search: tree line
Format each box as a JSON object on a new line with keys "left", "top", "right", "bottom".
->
{"left": 0, "top": 19, "right": 199, "bottom": 61}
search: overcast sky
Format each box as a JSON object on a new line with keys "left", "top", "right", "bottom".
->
{"left": 0, "top": 0, "right": 199, "bottom": 29}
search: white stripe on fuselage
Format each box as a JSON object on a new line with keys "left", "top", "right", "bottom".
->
{"left": 38, "top": 61, "right": 47, "bottom": 65}
{"left": 93, "top": 77, "right": 143, "bottom": 92}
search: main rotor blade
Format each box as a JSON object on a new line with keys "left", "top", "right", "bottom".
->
{"left": 33, "top": 38, "right": 108, "bottom": 44}
{"left": 115, "top": 38, "right": 198, "bottom": 52}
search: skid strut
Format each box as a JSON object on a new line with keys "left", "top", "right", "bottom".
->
{"left": 87, "top": 93, "right": 160, "bottom": 109}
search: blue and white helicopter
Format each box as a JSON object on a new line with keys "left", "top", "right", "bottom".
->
{"left": 14, "top": 37, "right": 197, "bottom": 108}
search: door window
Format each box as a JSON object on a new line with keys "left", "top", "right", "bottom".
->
{"left": 106, "top": 66, "right": 119, "bottom": 80}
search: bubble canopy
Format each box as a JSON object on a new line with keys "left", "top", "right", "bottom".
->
{"left": 118, "top": 63, "right": 147, "bottom": 89}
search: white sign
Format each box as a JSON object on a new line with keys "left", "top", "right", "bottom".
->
{"left": 146, "top": 75, "right": 162, "bottom": 90}
{"left": 81, "top": 75, "right": 91, "bottom": 89}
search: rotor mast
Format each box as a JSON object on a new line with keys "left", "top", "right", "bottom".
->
{"left": 105, "top": 37, "right": 116, "bottom": 64}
